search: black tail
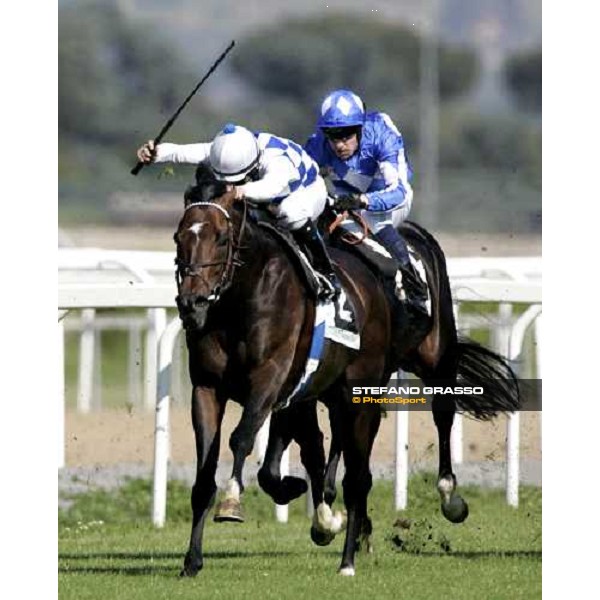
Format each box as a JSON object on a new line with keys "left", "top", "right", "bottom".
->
{"left": 455, "top": 337, "right": 521, "bottom": 419}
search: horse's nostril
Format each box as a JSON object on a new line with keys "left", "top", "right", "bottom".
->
{"left": 177, "top": 295, "right": 193, "bottom": 311}
{"left": 177, "top": 294, "right": 208, "bottom": 312}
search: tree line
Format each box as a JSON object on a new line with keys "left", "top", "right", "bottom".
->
{"left": 58, "top": 1, "right": 540, "bottom": 229}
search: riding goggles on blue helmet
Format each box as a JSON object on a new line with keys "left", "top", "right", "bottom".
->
{"left": 322, "top": 126, "right": 362, "bottom": 141}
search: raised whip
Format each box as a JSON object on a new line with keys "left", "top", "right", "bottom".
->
{"left": 131, "top": 40, "right": 235, "bottom": 175}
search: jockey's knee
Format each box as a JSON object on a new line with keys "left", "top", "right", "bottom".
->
{"left": 276, "top": 213, "right": 307, "bottom": 231}
{"left": 276, "top": 183, "right": 326, "bottom": 231}
{"left": 276, "top": 202, "right": 317, "bottom": 231}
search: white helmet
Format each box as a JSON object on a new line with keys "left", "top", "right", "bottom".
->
{"left": 209, "top": 123, "right": 260, "bottom": 183}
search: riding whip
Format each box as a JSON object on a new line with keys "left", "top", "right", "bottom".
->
{"left": 131, "top": 40, "right": 236, "bottom": 176}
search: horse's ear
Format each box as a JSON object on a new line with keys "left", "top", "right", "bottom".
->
{"left": 183, "top": 185, "right": 196, "bottom": 208}
{"left": 195, "top": 162, "right": 215, "bottom": 186}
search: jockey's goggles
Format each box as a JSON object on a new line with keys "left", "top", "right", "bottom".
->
{"left": 322, "top": 126, "right": 362, "bottom": 141}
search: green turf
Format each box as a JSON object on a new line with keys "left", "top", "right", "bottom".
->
{"left": 59, "top": 475, "right": 541, "bottom": 599}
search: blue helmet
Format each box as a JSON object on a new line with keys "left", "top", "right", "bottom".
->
{"left": 317, "top": 89, "right": 365, "bottom": 129}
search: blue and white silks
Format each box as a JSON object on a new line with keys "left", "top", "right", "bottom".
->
{"left": 305, "top": 112, "right": 413, "bottom": 212}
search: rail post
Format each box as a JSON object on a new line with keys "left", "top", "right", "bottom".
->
{"left": 506, "top": 304, "right": 542, "bottom": 507}
{"left": 77, "top": 308, "right": 96, "bottom": 413}
{"left": 58, "top": 316, "right": 65, "bottom": 468}
{"left": 451, "top": 302, "right": 463, "bottom": 464}
{"left": 394, "top": 370, "right": 409, "bottom": 510}
{"left": 152, "top": 316, "right": 182, "bottom": 527}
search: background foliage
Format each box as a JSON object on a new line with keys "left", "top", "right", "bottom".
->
{"left": 58, "top": 0, "right": 541, "bottom": 233}
{"left": 503, "top": 49, "right": 542, "bottom": 112}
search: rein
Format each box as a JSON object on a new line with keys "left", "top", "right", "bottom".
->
{"left": 328, "top": 209, "right": 370, "bottom": 245}
{"left": 175, "top": 199, "right": 248, "bottom": 303}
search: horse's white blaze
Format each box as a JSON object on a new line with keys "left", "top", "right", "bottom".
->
{"left": 224, "top": 478, "right": 240, "bottom": 502}
{"left": 314, "top": 502, "right": 344, "bottom": 534}
{"left": 188, "top": 222, "right": 206, "bottom": 235}
{"left": 338, "top": 566, "right": 355, "bottom": 577}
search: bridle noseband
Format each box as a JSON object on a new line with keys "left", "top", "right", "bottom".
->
{"left": 175, "top": 200, "right": 247, "bottom": 303}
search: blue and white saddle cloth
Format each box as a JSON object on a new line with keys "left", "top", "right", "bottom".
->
{"left": 278, "top": 289, "right": 360, "bottom": 410}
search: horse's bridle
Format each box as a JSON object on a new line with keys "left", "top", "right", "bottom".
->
{"left": 175, "top": 200, "right": 247, "bottom": 303}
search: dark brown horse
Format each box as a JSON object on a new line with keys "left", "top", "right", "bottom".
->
{"left": 174, "top": 167, "right": 519, "bottom": 577}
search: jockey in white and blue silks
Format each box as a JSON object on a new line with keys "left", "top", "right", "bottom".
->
{"left": 305, "top": 91, "right": 413, "bottom": 228}
{"left": 304, "top": 89, "right": 427, "bottom": 313}
{"left": 136, "top": 123, "right": 341, "bottom": 298}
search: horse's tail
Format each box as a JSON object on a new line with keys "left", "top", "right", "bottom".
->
{"left": 454, "top": 337, "right": 520, "bottom": 419}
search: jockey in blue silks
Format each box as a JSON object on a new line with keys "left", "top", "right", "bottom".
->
{"left": 137, "top": 123, "right": 341, "bottom": 298}
{"left": 304, "top": 89, "right": 428, "bottom": 315}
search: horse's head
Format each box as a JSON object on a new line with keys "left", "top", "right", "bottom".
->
{"left": 174, "top": 166, "right": 239, "bottom": 331}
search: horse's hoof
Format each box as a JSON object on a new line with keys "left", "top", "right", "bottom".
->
{"left": 180, "top": 554, "right": 202, "bottom": 577}
{"left": 441, "top": 495, "right": 469, "bottom": 523}
{"left": 280, "top": 476, "right": 308, "bottom": 502}
{"left": 338, "top": 566, "right": 355, "bottom": 577}
{"left": 310, "top": 525, "right": 336, "bottom": 546}
{"left": 257, "top": 473, "right": 308, "bottom": 504}
{"left": 214, "top": 498, "right": 245, "bottom": 523}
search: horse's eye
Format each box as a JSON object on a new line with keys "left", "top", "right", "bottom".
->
{"left": 216, "top": 231, "right": 228, "bottom": 246}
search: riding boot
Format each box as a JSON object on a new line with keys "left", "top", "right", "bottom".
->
{"left": 374, "top": 225, "right": 429, "bottom": 317}
{"left": 292, "top": 220, "right": 342, "bottom": 299}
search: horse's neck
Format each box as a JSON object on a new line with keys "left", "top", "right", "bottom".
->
{"left": 229, "top": 213, "right": 293, "bottom": 301}
{"left": 233, "top": 210, "right": 272, "bottom": 260}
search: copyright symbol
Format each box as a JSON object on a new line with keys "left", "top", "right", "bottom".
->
{"left": 352, "top": 396, "right": 361, "bottom": 404}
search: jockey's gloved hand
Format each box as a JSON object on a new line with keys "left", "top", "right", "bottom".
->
{"left": 334, "top": 193, "right": 365, "bottom": 212}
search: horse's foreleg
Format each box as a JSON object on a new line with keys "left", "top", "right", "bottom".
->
{"left": 257, "top": 406, "right": 308, "bottom": 504}
{"left": 431, "top": 394, "right": 469, "bottom": 523}
{"left": 304, "top": 397, "right": 344, "bottom": 546}
{"left": 323, "top": 400, "right": 343, "bottom": 507}
{"left": 293, "top": 401, "right": 345, "bottom": 546}
{"left": 338, "top": 403, "right": 381, "bottom": 576}
{"left": 215, "top": 396, "right": 276, "bottom": 522}
{"left": 292, "top": 401, "right": 326, "bottom": 505}
{"left": 216, "top": 353, "right": 300, "bottom": 521}
{"left": 214, "top": 405, "right": 268, "bottom": 522}
{"left": 182, "top": 386, "right": 225, "bottom": 577}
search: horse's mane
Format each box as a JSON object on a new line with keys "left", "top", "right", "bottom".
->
{"left": 184, "top": 163, "right": 229, "bottom": 206}
{"left": 181, "top": 164, "right": 286, "bottom": 255}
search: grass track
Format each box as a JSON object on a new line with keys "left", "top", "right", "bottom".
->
{"left": 59, "top": 476, "right": 541, "bottom": 599}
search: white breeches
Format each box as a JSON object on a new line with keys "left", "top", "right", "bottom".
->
{"left": 273, "top": 177, "right": 328, "bottom": 231}
{"left": 364, "top": 195, "right": 413, "bottom": 232}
